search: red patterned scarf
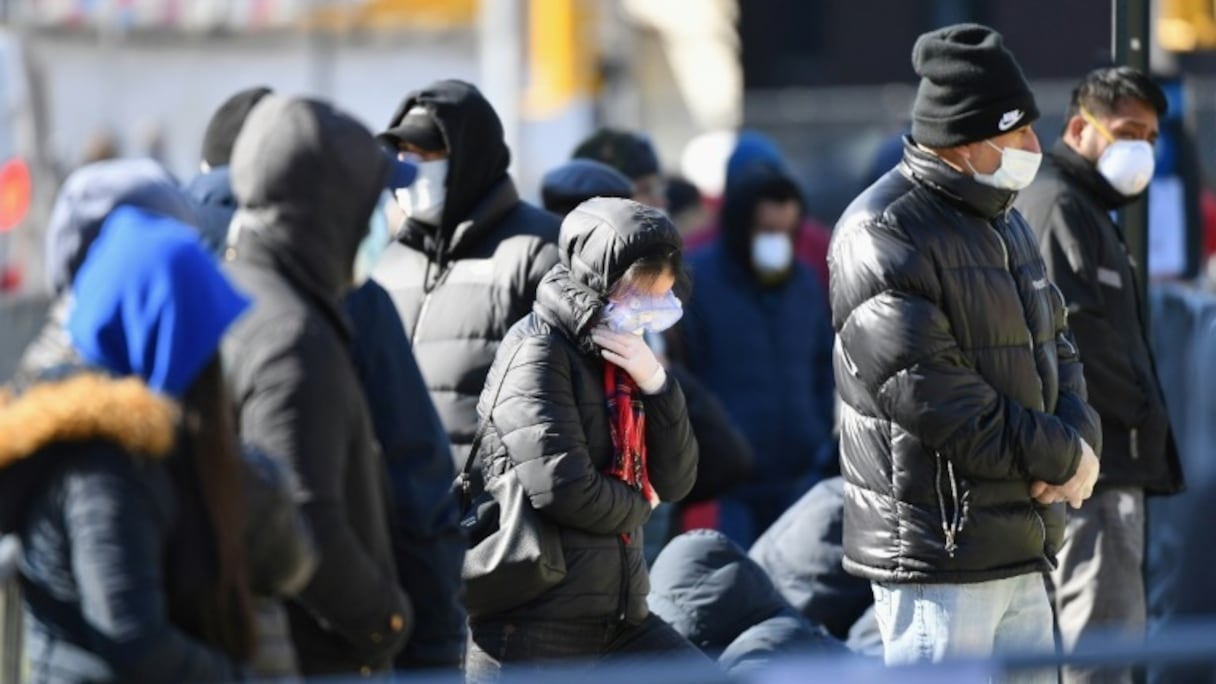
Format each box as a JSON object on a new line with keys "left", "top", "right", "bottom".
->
{"left": 604, "top": 362, "right": 656, "bottom": 543}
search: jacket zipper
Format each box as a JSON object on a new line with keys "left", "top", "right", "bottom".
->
{"left": 412, "top": 292, "right": 434, "bottom": 340}
{"left": 413, "top": 235, "right": 450, "bottom": 341}
{"left": 996, "top": 209, "right": 1057, "bottom": 569}
{"left": 1130, "top": 428, "right": 1140, "bottom": 460}
{"left": 1032, "top": 507, "right": 1056, "bottom": 569}
{"left": 616, "top": 536, "right": 629, "bottom": 623}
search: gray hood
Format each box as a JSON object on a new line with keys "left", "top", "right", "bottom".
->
{"left": 230, "top": 95, "right": 388, "bottom": 301}
{"left": 45, "top": 158, "right": 195, "bottom": 293}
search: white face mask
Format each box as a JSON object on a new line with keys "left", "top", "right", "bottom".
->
{"left": 968, "top": 140, "right": 1042, "bottom": 191}
{"left": 1096, "top": 139, "right": 1155, "bottom": 197}
{"left": 751, "top": 233, "right": 794, "bottom": 275}
{"left": 394, "top": 158, "right": 448, "bottom": 220}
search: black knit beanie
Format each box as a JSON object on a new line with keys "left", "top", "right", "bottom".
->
{"left": 910, "top": 24, "right": 1039, "bottom": 148}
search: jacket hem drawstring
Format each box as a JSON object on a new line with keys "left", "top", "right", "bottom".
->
{"left": 934, "top": 453, "right": 962, "bottom": 558}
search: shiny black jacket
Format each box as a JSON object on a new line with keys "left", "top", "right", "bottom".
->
{"left": 828, "top": 139, "right": 1102, "bottom": 584}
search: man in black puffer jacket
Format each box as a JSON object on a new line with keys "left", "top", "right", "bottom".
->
{"left": 373, "top": 80, "right": 560, "bottom": 476}
{"left": 830, "top": 24, "right": 1101, "bottom": 672}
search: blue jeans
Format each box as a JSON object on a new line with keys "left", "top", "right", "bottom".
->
{"left": 872, "top": 574, "right": 1056, "bottom": 683}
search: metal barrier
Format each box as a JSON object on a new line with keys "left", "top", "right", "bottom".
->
{"left": 1145, "top": 282, "right": 1216, "bottom": 652}
{"left": 0, "top": 535, "right": 22, "bottom": 683}
{"left": 284, "top": 620, "right": 1216, "bottom": 683}
{"left": 0, "top": 294, "right": 49, "bottom": 382}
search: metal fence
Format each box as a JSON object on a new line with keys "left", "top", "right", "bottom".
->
{"left": 0, "top": 294, "right": 48, "bottom": 382}
{"left": 0, "top": 535, "right": 22, "bottom": 684}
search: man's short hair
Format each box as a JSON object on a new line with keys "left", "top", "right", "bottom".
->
{"left": 1065, "top": 66, "right": 1167, "bottom": 125}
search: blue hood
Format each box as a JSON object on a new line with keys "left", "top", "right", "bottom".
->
{"left": 725, "top": 130, "right": 786, "bottom": 191}
{"left": 45, "top": 158, "right": 196, "bottom": 293}
{"left": 67, "top": 206, "right": 250, "bottom": 398}
{"left": 185, "top": 166, "right": 237, "bottom": 256}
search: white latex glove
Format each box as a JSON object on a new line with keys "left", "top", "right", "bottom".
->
{"left": 1029, "top": 438, "right": 1099, "bottom": 509}
{"left": 591, "top": 328, "right": 667, "bottom": 394}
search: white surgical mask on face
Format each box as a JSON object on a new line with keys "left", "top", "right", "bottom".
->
{"left": 751, "top": 233, "right": 794, "bottom": 275}
{"left": 1096, "top": 139, "right": 1155, "bottom": 197}
{"left": 968, "top": 140, "right": 1042, "bottom": 191}
{"left": 395, "top": 158, "right": 448, "bottom": 220}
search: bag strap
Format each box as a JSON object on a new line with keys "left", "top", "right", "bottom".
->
{"left": 459, "top": 344, "right": 527, "bottom": 508}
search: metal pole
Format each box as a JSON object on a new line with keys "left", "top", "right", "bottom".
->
{"left": 1113, "top": 8, "right": 1155, "bottom": 684}
{"left": 1112, "top": 0, "right": 1151, "bottom": 301}
{"left": 478, "top": 0, "right": 523, "bottom": 179}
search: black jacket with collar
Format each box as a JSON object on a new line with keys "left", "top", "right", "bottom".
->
{"left": 1015, "top": 141, "right": 1183, "bottom": 495}
{"left": 829, "top": 139, "right": 1102, "bottom": 584}
{"left": 373, "top": 80, "right": 560, "bottom": 471}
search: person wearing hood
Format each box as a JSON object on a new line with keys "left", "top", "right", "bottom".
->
{"left": 186, "top": 86, "right": 468, "bottom": 674}
{"left": 464, "top": 198, "right": 704, "bottom": 679}
{"left": 683, "top": 131, "right": 833, "bottom": 295}
{"left": 572, "top": 128, "right": 667, "bottom": 210}
{"left": 831, "top": 25, "right": 1102, "bottom": 672}
{"left": 373, "top": 79, "right": 560, "bottom": 479}
{"left": 185, "top": 86, "right": 273, "bottom": 254}
{"left": 19, "top": 157, "right": 319, "bottom": 678}
{"left": 748, "top": 477, "right": 875, "bottom": 648}
{"left": 648, "top": 530, "right": 847, "bottom": 677}
{"left": 679, "top": 163, "right": 835, "bottom": 547}
{"left": 222, "top": 95, "right": 416, "bottom": 676}
{"left": 1014, "top": 66, "right": 1184, "bottom": 684}
{"left": 537, "top": 162, "right": 755, "bottom": 561}
{"left": 0, "top": 206, "right": 253, "bottom": 683}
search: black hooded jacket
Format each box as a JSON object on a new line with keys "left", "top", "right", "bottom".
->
{"left": 829, "top": 139, "right": 1102, "bottom": 584}
{"left": 222, "top": 96, "right": 411, "bottom": 675}
{"left": 373, "top": 80, "right": 560, "bottom": 470}
{"left": 1015, "top": 141, "right": 1183, "bottom": 495}
{"left": 472, "top": 198, "right": 697, "bottom": 623}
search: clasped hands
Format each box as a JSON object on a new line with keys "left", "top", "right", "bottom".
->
{"left": 1029, "top": 439, "right": 1099, "bottom": 510}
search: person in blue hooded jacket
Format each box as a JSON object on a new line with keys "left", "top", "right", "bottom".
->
{"left": 680, "top": 163, "right": 836, "bottom": 547}
{"left": 684, "top": 131, "right": 833, "bottom": 296}
{"left": 0, "top": 208, "right": 254, "bottom": 683}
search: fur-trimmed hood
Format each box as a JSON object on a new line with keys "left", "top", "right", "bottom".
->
{"left": 0, "top": 372, "right": 178, "bottom": 532}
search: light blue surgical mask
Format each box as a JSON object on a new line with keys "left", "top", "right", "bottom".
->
{"left": 602, "top": 291, "right": 683, "bottom": 335}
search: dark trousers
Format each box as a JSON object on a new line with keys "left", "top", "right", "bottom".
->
{"left": 465, "top": 614, "right": 718, "bottom": 682}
